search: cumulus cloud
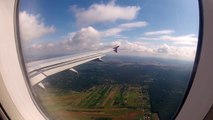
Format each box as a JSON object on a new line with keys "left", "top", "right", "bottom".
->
{"left": 140, "top": 34, "right": 197, "bottom": 46}
{"left": 144, "top": 30, "right": 174, "bottom": 36}
{"left": 157, "top": 44, "right": 170, "bottom": 53}
{"left": 68, "top": 26, "right": 101, "bottom": 49}
{"left": 111, "top": 40, "right": 154, "bottom": 53}
{"left": 54, "top": 26, "right": 101, "bottom": 52}
{"left": 102, "top": 21, "right": 148, "bottom": 37}
{"left": 22, "top": 22, "right": 196, "bottom": 60}
{"left": 70, "top": 1, "right": 140, "bottom": 26}
{"left": 111, "top": 40, "right": 196, "bottom": 59}
{"left": 156, "top": 44, "right": 196, "bottom": 59}
{"left": 19, "top": 11, "right": 55, "bottom": 41}
{"left": 25, "top": 26, "right": 101, "bottom": 56}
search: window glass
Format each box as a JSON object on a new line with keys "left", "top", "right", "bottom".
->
{"left": 19, "top": 0, "right": 199, "bottom": 120}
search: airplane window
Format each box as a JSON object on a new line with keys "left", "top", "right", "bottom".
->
{"left": 18, "top": 0, "right": 199, "bottom": 120}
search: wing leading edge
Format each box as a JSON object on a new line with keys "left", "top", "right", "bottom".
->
{"left": 26, "top": 46, "right": 119, "bottom": 87}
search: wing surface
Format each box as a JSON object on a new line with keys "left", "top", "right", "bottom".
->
{"left": 26, "top": 46, "right": 119, "bottom": 86}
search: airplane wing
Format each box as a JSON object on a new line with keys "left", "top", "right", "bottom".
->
{"left": 25, "top": 46, "right": 119, "bottom": 88}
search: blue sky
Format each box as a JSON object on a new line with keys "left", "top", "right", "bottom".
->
{"left": 19, "top": 0, "right": 199, "bottom": 60}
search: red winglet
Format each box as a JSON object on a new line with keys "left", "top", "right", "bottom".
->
{"left": 113, "top": 46, "right": 119, "bottom": 53}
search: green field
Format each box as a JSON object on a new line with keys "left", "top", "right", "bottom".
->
{"left": 34, "top": 84, "right": 158, "bottom": 120}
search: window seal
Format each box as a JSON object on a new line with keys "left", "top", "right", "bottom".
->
{"left": 0, "top": 104, "right": 11, "bottom": 120}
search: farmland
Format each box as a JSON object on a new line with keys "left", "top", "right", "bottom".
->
{"left": 33, "top": 56, "right": 193, "bottom": 120}
{"left": 35, "top": 84, "right": 155, "bottom": 120}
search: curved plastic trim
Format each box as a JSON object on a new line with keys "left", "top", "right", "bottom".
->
{"left": 172, "top": 0, "right": 204, "bottom": 119}
{"left": 175, "top": 0, "right": 213, "bottom": 119}
{"left": 0, "top": 0, "right": 47, "bottom": 119}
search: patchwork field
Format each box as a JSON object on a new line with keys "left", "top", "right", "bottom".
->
{"left": 35, "top": 84, "right": 158, "bottom": 120}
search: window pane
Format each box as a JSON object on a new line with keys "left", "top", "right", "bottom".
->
{"left": 19, "top": 0, "right": 199, "bottom": 120}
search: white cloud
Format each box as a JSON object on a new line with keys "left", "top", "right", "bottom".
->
{"left": 160, "top": 34, "right": 197, "bottom": 42}
{"left": 25, "top": 26, "right": 101, "bottom": 56}
{"left": 19, "top": 11, "right": 55, "bottom": 41}
{"left": 144, "top": 30, "right": 174, "bottom": 36}
{"left": 69, "top": 26, "right": 101, "bottom": 49}
{"left": 71, "top": 1, "right": 140, "bottom": 26}
{"left": 156, "top": 44, "right": 196, "bottom": 59}
{"left": 157, "top": 44, "right": 170, "bottom": 53}
{"left": 102, "top": 28, "right": 123, "bottom": 37}
{"left": 111, "top": 40, "right": 196, "bottom": 59}
{"left": 119, "top": 21, "right": 148, "bottom": 28}
{"left": 31, "top": 44, "right": 43, "bottom": 49}
{"left": 111, "top": 40, "right": 154, "bottom": 53}
{"left": 23, "top": 23, "right": 197, "bottom": 60}
{"left": 140, "top": 34, "right": 197, "bottom": 46}
{"left": 102, "top": 21, "right": 147, "bottom": 37}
